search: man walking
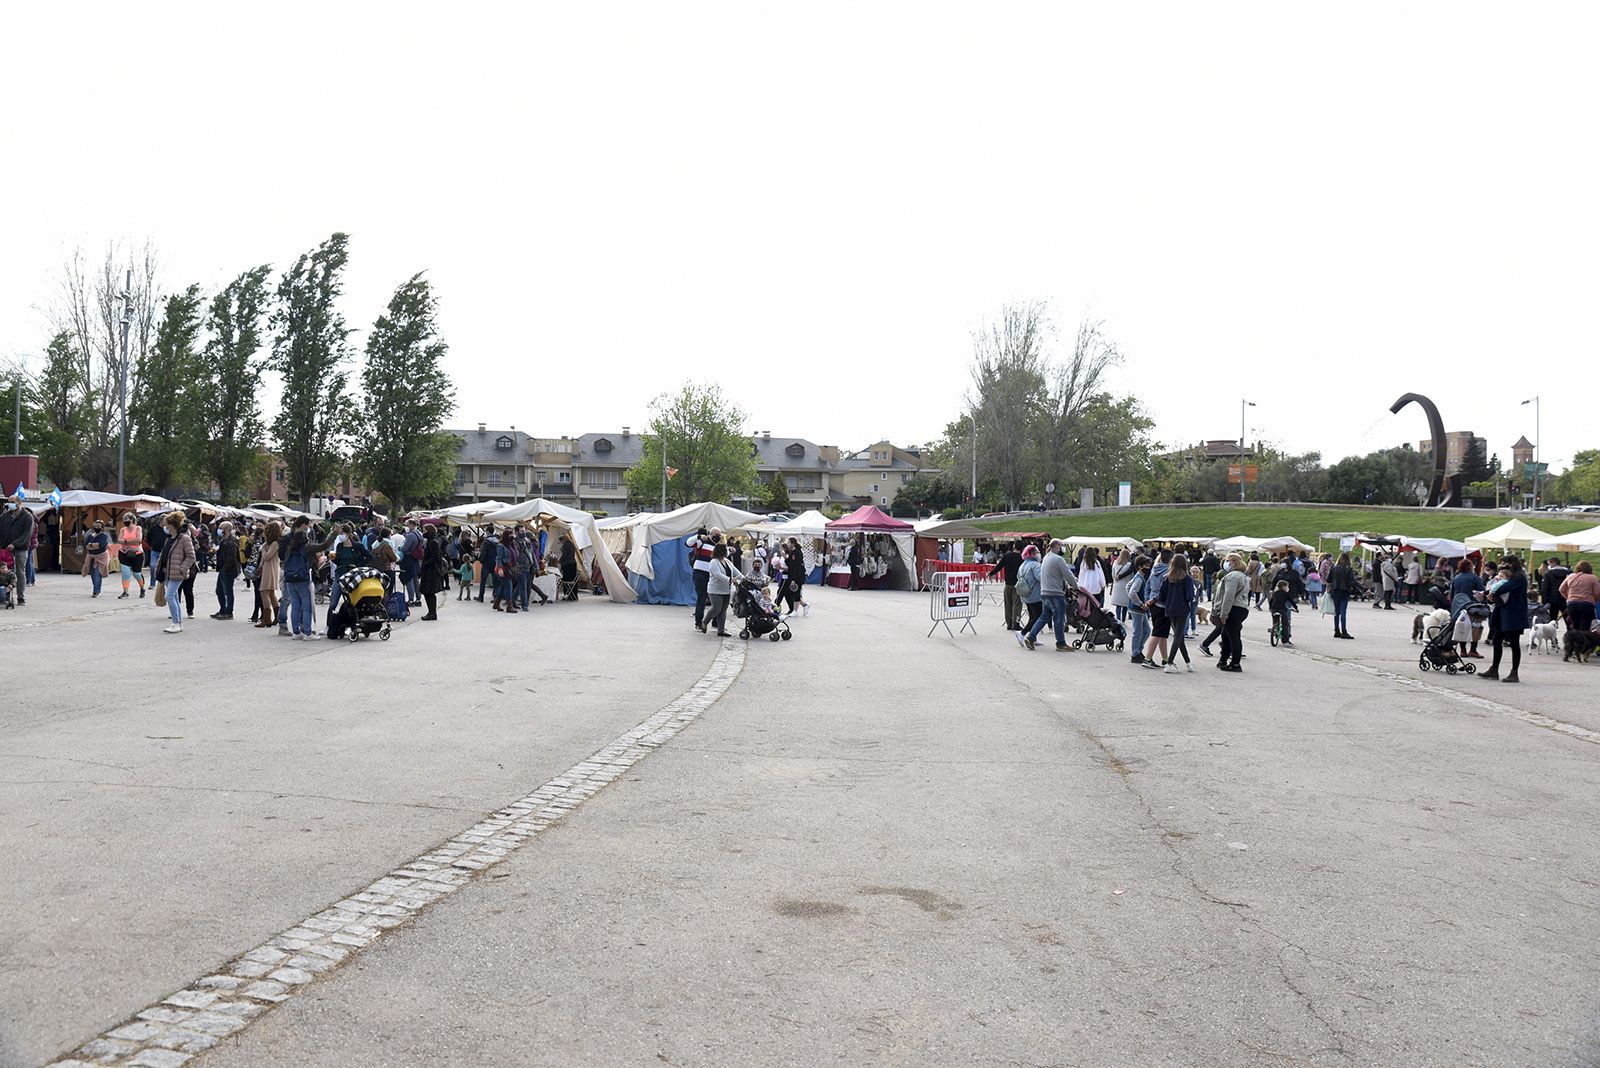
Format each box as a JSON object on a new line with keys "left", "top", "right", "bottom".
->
{"left": 686, "top": 526, "right": 719, "bottom": 631}
{"left": 989, "top": 541, "right": 1024, "bottom": 630}
{"left": 0, "top": 500, "right": 35, "bottom": 607}
{"left": 1020, "top": 540, "right": 1078, "bottom": 651}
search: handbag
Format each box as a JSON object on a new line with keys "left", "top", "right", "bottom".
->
{"left": 154, "top": 582, "right": 167, "bottom": 608}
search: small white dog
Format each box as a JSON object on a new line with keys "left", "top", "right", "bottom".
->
{"left": 1529, "top": 621, "right": 1560, "bottom": 654}
{"left": 1414, "top": 608, "right": 1451, "bottom": 643}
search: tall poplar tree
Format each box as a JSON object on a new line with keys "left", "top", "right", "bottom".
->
{"left": 352, "top": 272, "right": 457, "bottom": 512}
{"left": 195, "top": 265, "right": 272, "bottom": 502}
{"left": 271, "top": 234, "right": 353, "bottom": 507}
{"left": 128, "top": 284, "right": 203, "bottom": 493}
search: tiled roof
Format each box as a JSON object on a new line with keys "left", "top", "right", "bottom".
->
{"left": 751, "top": 436, "right": 833, "bottom": 471}
{"left": 445, "top": 428, "right": 536, "bottom": 466}
{"left": 574, "top": 433, "right": 648, "bottom": 468}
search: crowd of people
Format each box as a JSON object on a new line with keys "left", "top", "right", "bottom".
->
{"left": 684, "top": 526, "right": 811, "bottom": 636}
{"left": 972, "top": 535, "right": 1600, "bottom": 684}
{"left": 23, "top": 505, "right": 599, "bottom": 637}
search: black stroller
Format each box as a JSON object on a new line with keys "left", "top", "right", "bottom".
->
{"left": 1419, "top": 605, "right": 1483, "bottom": 674}
{"left": 313, "top": 557, "right": 332, "bottom": 605}
{"left": 1071, "top": 592, "right": 1126, "bottom": 651}
{"left": 734, "top": 577, "right": 792, "bottom": 643}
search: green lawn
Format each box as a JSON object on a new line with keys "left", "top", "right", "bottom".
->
{"left": 973, "top": 505, "right": 1599, "bottom": 552}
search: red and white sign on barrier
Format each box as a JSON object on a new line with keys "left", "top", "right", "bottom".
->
{"left": 929, "top": 571, "right": 979, "bottom": 637}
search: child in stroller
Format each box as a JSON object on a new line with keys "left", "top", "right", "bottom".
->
{"left": 1420, "top": 606, "right": 1481, "bottom": 674}
{"left": 330, "top": 566, "right": 395, "bottom": 642}
{"left": 313, "top": 555, "right": 332, "bottom": 605}
{"left": 1071, "top": 591, "right": 1125, "bottom": 651}
{"left": 735, "top": 575, "right": 792, "bottom": 643}
{"left": 0, "top": 547, "right": 14, "bottom": 609}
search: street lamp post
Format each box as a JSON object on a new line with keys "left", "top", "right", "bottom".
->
{"left": 117, "top": 269, "right": 132, "bottom": 494}
{"left": 1240, "top": 399, "right": 1256, "bottom": 503}
{"left": 1521, "top": 396, "right": 1540, "bottom": 507}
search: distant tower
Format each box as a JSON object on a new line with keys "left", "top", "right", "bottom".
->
{"left": 1511, "top": 435, "right": 1535, "bottom": 470}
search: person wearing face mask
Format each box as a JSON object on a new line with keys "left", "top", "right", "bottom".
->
{"left": 82, "top": 519, "right": 111, "bottom": 597}
{"left": 1211, "top": 552, "right": 1251, "bottom": 672}
{"left": 1125, "top": 555, "right": 1153, "bottom": 665}
{"left": 116, "top": 512, "right": 147, "bottom": 599}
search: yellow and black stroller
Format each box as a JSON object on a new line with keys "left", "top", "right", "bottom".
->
{"left": 333, "top": 566, "right": 394, "bottom": 642}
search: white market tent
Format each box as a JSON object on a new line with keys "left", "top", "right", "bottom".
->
{"left": 1214, "top": 535, "right": 1315, "bottom": 554}
{"left": 1463, "top": 518, "right": 1555, "bottom": 552}
{"left": 1391, "top": 536, "right": 1470, "bottom": 558}
{"left": 439, "top": 500, "right": 510, "bottom": 525}
{"left": 595, "top": 512, "right": 656, "bottom": 556}
{"left": 624, "top": 503, "right": 765, "bottom": 604}
{"left": 480, "top": 497, "right": 635, "bottom": 603}
{"left": 1063, "top": 535, "right": 1143, "bottom": 552}
{"left": 1144, "top": 535, "right": 1217, "bottom": 547}
{"left": 1529, "top": 524, "right": 1600, "bottom": 553}
{"left": 764, "top": 509, "right": 831, "bottom": 538}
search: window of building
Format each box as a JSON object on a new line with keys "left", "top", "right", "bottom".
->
{"left": 585, "top": 470, "right": 621, "bottom": 489}
{"left": 785, "top": 475, "right": 819, "bottom": 493}
{"left": 495, "top": 435, "right": 514, "bottom": 451}
{"left": 594, "top": 438, "right": 613, "bottom": 453}
{"left": 558, "top": 471, "right": 571, "bottom": 483}
{"left": 786, "top": 443, "right": 805, "bottom": 458}
{"left": 275, "top": 468, "right": 286, "bottom": 483}
{"left": 880, "top": 497, "right": 887, "bottom": 505}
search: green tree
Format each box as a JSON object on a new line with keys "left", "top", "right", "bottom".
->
{"left": 352, "top": 273, "right": 457, "bottom": 512}
{"left": 1255, "top": 449, "right": 1327, "bottom": 502}
{"left": 1459, "top": 436, "right": 1491, "bottom": 485}
{"left": 271, "top": 234, "right": 354, "bottom": 507}
{"left": 1548, "top": 449, "right": 1600, "bottom": 505}
{"left": 194, "top": 265, "right": 272, "bottom": 503}
{"left": 1322, "top": 447, "right": 1431, "bottom": 505}
{"left": 969, "top": 302, "right": 1049, "bottom": 509}
{"left": 127, "top": 284, "right": 204, "bottom": 493}
{"left": 894, "top": 473, "right": 964, "bottom": 516}
{"left": 623, "top": 382, "right": 757, "bottom": 508}
{"left": 756, "top": 471, "right": 791, "bottom": 512}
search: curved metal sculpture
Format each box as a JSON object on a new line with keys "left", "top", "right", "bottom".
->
{"left": 1390, "top": 392, "right": 1461, "bottom": 507}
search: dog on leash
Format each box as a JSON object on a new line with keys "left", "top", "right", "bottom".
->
{"left": 1529, "top": 621, "right": 1560, "bottom": 654}
{"left": 1414, "top": 608, "right": 1451, "bottom": 643}
{"left": 1564, "top": 628, "right": 1598, "bottom": 663}
{"left": 1197, "top": 604, "right": 1211, "bottom": 627}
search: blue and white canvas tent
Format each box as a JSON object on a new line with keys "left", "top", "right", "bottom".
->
{"left": 623, "top": 502, "right": 764, "bottom": 605}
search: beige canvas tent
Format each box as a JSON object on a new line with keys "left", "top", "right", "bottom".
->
{"left": 1463, "top": 518, "right": 1555, "bottom": 552}
{"left": 481, "top": 497, "right": 635, "bottom": 603}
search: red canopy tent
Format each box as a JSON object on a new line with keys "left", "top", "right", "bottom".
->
{"left": 825, "top": 507, "right": 916, "bottom": 589}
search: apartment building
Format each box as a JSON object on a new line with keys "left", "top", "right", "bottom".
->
{"left": 447, "top": 426, "right": 578, "bottom": 505}
{"left": 835, "top": 440, "right": 938, "bottom": 509}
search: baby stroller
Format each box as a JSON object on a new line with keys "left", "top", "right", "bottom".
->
{"left": 1418, "top": 607, "right": 1481, "bottom": 675}
{"left": 333, "top": 566, "right": 394, "bottom": 642}
{"left": 735, "top": 577, "right": 792, "bottom": 643}
{"left": 313, "top": 558, "right": 332, "bottom": 605}
{"left": 0, "top": 564, "right": 13, "bottom": 609}
{"left": 1071, "top": 593, "right": 1126, "bottom": 652}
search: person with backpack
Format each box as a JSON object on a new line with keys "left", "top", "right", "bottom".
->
{"left": 280, "top": 516, "right": 320, "bottom": 639}
{"left": 400, "top": 520, "right": 425, "bottom": 606}
{"left": 1015, "top": 544, "right": 1043, "bottom": 635}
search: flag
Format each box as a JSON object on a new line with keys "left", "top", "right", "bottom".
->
{"left": 48, "top": 487, "right": 63, "bottom": 508}
{"left": 11, "top": 482, "right": 23, "bottom": 502}
{"left": 666, "top": 467, "right": 679, "bottom": 479}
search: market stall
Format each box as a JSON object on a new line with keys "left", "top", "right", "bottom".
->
{"left": 1464, "top": 518, "right": 1556, "bottom": 553}
{"left": 439, "top": 501, "right": 511, "bottom": 526}
{"left": 1529, "top": 524, "right": 1600, "bottom": 553}
{"left": 480, "top": 497, "right": 636, "bottom": 603}
{"left": 28, "top": 490, "right": 175, "bottom": 574}
{"left": 1214, "top": 535, "right": 1315, "bottom": 555}
{"left": 622, "top": 502, "right": 764, "bottom": 605}
{"left": 758, "top": 509, "right": 832, "bottom": 583}
{"left": 595, "top": 512, "right": 657, "bottom": 560}
{"left": 911, "top": 517, "right": 989, "bottom": 589}
{"left": 824, "top": 506, "right": 916, "bottom": 590}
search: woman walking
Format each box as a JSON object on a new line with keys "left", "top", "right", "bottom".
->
{"left": 1559, "top": 561, "right": 1600, "bottom": 639}
{"left": 703, "top": 542, "right": 744, "bottom": 637}
{"left": 255, "top": 520, "right": 282, "bottom": 630}
{"left": 158, "top": 511, "right": 196, "bottom": 634}
{"left": 420, "top": 526, "right": 443, "bottom": 620}
{"left": 1212, "top": 552, "right": 1250, "bottom": 672}
{"left": 1016, "top": 544, "right": 1043, "bottom": 636}
{"left": 1480, "top": 556, "right": 1528, "bottom": 683}
{"left": 1161, "top": 553, "right": 1196, "bottom": 673}
{"left": 781, "top": 538, "right": 811, "bottom": 617}
{"left": 1076, "top": 546, "right": 1107, "bottom": 621}
{"left": 82, "top": 519, "right": 111, "bottom": 598}
{"left": 1109, "top": 549, "right": 1135, "bottom": 623}
{"left": 116, "top": 512, "right": 146, "bottom": 599}
{"left": 1327, "top": 552, "right": 1356, "bottom": 639}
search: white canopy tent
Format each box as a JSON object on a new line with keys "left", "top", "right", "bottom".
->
{"left": 624, "top": 502, "right": 765, "bottom": 580}
{"left": 595, "top": 512, "right": 656, "bottom": 556}
{"left": 1214, "top": 535, "right": 1315, "bottom": 554}
{"left": 764, "top": 509, "right": 831, "bottom": 539}
{"left": 1529, "top": 524, "right": 1600, "bottom": 553}
{"left": 439, "top": 500, "right": 511, "bottom": 526}
{"left": 1063, "top": 535, "right": 1143, "bottom": 552}
{"left": 1143, "top": 535, "right": 1217, "bottom": 547}
{"left": 1464, "top": 518, "right": 1555, "bottom": 552}
{"left": 479, "top": 497, "right": 635, "bottom": 603}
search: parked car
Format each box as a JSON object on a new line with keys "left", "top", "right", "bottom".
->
{"left": 246, "top": 501, "right": 298, "bottom": 516}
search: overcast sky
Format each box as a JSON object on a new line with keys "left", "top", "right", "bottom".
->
{"left": 2, "top": 3, "right": 1592, "bottom": 474}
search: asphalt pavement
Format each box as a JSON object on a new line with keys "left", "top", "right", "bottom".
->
{"left": 6, "top": 574, "right": 1599, "bottom": 1067}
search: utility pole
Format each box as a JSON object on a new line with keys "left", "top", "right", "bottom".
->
{"left": 1522, "top": 396, "right": 1540, "bottom": 507}
{"left": 12, "top": 372, "right": 19, "bottom": 454}
{"left": 969, "top": 413, "right": 977, "bottom": 499}
{"left": 117, "top": 269, "right": 133, "bottom": 494}
{"left": 659, "top": 434, "right": 667, "bottom": 512}
{"left": 1240, "top": 399, "right": 1256, "bottom": 503}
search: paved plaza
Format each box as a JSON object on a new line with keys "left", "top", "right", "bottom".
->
{"left": 4, "top": 573, "right": 1599, "bottom": 1067}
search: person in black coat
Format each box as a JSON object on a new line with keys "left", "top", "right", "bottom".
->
{"left": 1481, "top": 556, "right": 1529, "bottom": 684}
{"left": 419, "top": 527, "right": 444, "bottom": 620}
{"left": 558, "top": 533, "right": 579, "bottom": 600}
